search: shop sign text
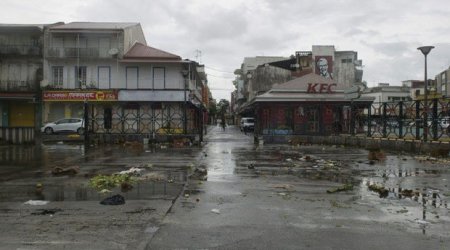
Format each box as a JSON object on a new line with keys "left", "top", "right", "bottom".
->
{"left": 307, "top": 83, "right": 337, "bottom": 93}
{"left": 43, "top": 91, "right": 117, "bottom": 101}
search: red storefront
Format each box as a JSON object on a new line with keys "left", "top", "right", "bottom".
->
{"left": 252, "top": 73, "right": 374, "bottom": 142}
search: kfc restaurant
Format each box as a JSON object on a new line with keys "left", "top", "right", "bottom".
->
{"left": 251, "top": 73, "right": 374, "bottom": 143}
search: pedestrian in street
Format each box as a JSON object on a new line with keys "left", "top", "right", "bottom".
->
{"left": 221, "top": 120, "right": 226, "bottom": 131}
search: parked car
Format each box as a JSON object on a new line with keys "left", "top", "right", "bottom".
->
{"left": 41, "top": 118, "right": 84, "bottom": 135}
{"left": 240, "top": 117, "right": 255, "bottom": 132}
{"left": 408, "top": 117, "right": 450, "bottom": 130}
{"left": 386, "top": 120, "right": 399, "bottom": 128}
{"left": 439, "top": 116, "right": 450, "bottom": 129}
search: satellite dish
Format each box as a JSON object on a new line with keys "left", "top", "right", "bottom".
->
{"left": 108, "top": 48, "right": 119, "bottom": 55}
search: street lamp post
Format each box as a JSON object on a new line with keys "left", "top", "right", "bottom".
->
{"left": 417, "top": 46, "right": 434, "bottom": 142}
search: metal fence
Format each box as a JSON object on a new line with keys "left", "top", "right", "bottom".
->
{"left": 359, "top": 98, "right": 450, "bottom": 141}
{"left": 0, "top": 127, "right": 35, "bottom": 144}
{"left": 89, "top": 102, "right": 200, "bottom": 136}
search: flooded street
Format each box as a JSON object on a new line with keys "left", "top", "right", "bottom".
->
{"left": 0, "top": 126, "right": 449, "bottom": 249}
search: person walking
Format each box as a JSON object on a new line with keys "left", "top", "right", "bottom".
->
{"left": 220, "top": 119, "right": 226, "bottom": 131}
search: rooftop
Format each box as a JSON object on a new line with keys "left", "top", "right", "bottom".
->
{"left": 122, "top": 42, "right": 181, "bottom": 62}
{"left": 50, "top": 22, "right": 140, "bottom": 30}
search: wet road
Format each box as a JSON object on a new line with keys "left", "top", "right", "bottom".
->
{"left": 148, "top": 125, "right": 450, "bottom": 249}
{"left": 0, "top": 138, "right": 201, "bottom": 249}
{"left": 0, "top": 126, "right": 449, "bottom": 249}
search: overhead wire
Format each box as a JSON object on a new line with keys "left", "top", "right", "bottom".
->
{"left": 205, "top": 66, "right": 235, "bottom": 74}
{"left": 207, "top": 73, "right": 235, "bottom": 79}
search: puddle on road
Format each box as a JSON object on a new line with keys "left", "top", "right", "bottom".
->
{"left": 0, "top": 178, "right": 184, "bottom": 202}
{"left": 0, "top": 144, "right": 193, "bottom": 203}
{"left": 229, "top": 145, "right": 450, "bottom": 235}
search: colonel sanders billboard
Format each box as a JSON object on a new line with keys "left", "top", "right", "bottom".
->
{"left": 315, "top": 56, "right": 333, "bottom": 79}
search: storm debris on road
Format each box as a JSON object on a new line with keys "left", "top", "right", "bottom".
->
{"left": 271, "top": 184, "right": 294, "bottom": 190}
{"left": 89, "top": 174, "right": 135, "bottom": 191}
{"left": 24, "top": 200, "right": 49, "bottom": 206}
{"left": 51, "top": 166, "right": 79, "bottom": 176}
{"left": 368, "top": 148, "right": 386, "bottom": 161}
{"left": 326, "top": 184, "right": 354, "bottom": 194}
{"left": 118, "top": 167, "right": 143, "bottom": 176}
{"left": 31, "top": 208, "right": 62, "bottom": 215}
{"left": 139, "top": 172, "right": 166, "bottom": 181}
{"left": 368, "top": 184, "right": 389, "bottom": 198}
{"left": 189, "top": 166, "right": 207, "bottom": 181}
{"left": 100, "top": 194, "right": 125, "bottom": 205}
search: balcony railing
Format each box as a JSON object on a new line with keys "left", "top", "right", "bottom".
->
{"left": 0, "top": 80, "right": 38, "bottom": 92}
{"left": 46, "top": 47, "right": 115, "bottom": 58}
{"left": 0, "top": 45, "right": 41, "bottom": 56}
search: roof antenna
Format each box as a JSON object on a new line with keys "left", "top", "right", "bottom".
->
{"left": 195, "top": 49, "right": 202, "bottom": 63}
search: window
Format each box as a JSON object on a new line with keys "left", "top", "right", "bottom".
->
{"left": 153, "top": 67, "right": 165, "bottom": 89}
{"left": 98, "top": 66, "right": 110, "bottom": 89}
{"left": 415, "top": 89, "right": 421, "bottom": 97}
{"left": 52, "top": 66, "right": 63, "bottom": 86}
{"left": 75, "top": 66, "right": 87, "bottom": 88}
{"left": 126, "top": 67, "right": 138, "bottom": 89}
{"left": 341, "top": 58, "right": 353, "bottom": 63}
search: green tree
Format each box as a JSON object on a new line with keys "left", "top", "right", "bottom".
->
{"left": 217, "top": 99, "right": 230, "bottom": 116}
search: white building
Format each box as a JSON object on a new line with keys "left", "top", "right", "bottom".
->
{"left": 42, "top": 22, "right": 206, "bottom": 142}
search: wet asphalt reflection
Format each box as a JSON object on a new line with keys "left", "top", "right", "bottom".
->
{"left": 0, "top": 141, "right": 200, "bottom": 203}
{"left": 196, "top": 125, "right": 450, "bottom": 239}
{"left": 0, "top": 125, "right": 449, "bottom": 242}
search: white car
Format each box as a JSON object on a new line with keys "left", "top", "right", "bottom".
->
{"left": 240, "top": 117, "right": 255, "bottom": 132}
{"left": 41, "top": 118, "right": 84, "bottom": 135}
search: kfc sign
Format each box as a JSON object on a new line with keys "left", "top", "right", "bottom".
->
{"left": 306, "top": 83, "right": 337, "bottom": 93}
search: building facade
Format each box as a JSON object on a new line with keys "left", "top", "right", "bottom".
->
{"left": 233, "top": 45, "right": 364, "bottom": 119}
{"left": 41, "top": 22, "right": 207, "bottom": 143}
{"left": 0, "top": 24, "right": 52, "bottom": 143}
{"left": 1, "top": 21, "right": 209, "bottom": 144}
{"left": 252, "top": 73, "right": 374, "bottom": 143}
{"left": 436, "top": 67, "right": 450, "bottom": 97}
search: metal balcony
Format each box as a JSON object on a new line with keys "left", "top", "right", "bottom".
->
{"left": 0, "top": 80, "right": 38, "bottom": 92}
{"left": 0, "top": 45, "right": 41, "bottom": 56}
{"left": 46, "top": 47, "right": 114, "bottom": 58}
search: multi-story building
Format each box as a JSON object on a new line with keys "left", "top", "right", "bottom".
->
{"left": 233, "top": 46, "right": 364, "bottom": 116}
{"left": 0, "top": 24, "right": 52, "bottom": 143}
{"left": 233, "top": 56, "right": 288, "bottom": 116}
{"left": 0, "top": 22, "right": 208, "bottom": 144}
{"left": 232, "top": 45, "right": 372, "bottom": 141}
{"left": 42, "top": 22, "right": 146, "bottom": 121}
{"left": 39, "top": 22, "right": 207, "bottom": 143}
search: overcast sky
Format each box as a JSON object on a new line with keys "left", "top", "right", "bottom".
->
{"left": 2, "top": 0, "right": 450, "bottom": 101}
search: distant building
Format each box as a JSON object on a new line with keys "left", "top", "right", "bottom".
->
{"left": 362, "top": 83, "right": 411, "bottom": 103}
{"left": 361, "top": 83, "right": 411, "bottom": 117}
{"left": 233, "top": 45, "right": 364, "bottom": 118}
{"left": 435, "top": 67, "right": 450, "bottom": 97}
{"left": 232, "top": 45, "right": 366, "bottom": 139}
